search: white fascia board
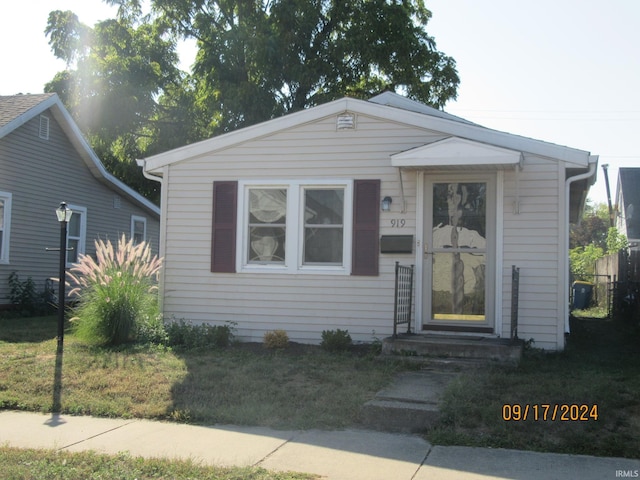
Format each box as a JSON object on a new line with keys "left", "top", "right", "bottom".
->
{"left": 391, "top": 137, "right": 523, "bottom": 168}
{"left": 142, "top": 96, "right": 592, "bottom": 172}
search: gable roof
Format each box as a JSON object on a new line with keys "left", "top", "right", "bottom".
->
{"left": 0, "top": 93, "right": 159, "bottom": 217}
{"left": 141, "top": 92, "right": 596, "bottom": 173}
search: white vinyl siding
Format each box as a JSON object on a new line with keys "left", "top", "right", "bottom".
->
{"left": 500, "top": 157, "right": 563, "bottom": 349}
{"left": 157, "top": 107, "right": 582, "bottom": 350}
{"left": 0, "top": 192, "right": 12, "bottom": 264}
{"left": 162, "top": 114, "right": 427, "bottom": 343}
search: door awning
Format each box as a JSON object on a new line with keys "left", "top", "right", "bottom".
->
{"left": 391, "top": 137, "right": 523, "bottom": 170}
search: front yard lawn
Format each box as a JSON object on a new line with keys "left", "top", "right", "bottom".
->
{"left": 0, "top": 316, "right": 407, "bottom": 429}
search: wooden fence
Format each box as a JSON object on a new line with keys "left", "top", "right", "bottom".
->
{"left": 594, "top": 249, "right": 640, "bottom": 320}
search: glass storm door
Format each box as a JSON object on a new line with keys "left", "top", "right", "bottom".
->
{"left": 423, "top": 178, "right": 494, "bottom": 330}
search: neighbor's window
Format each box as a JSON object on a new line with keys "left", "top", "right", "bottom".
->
{"left": 131, "top": 215, "right": 147, "bottom": 244}
{"left": 303, "top": 188, "right": 344, "bottom": 265}
{"left": 0, "top": 192, "right": 12, "bottom": 263}
{"left": 238, "top": 180, "right": 352, "bottom": 273}
{"left": 66, "top": 205, "right": 86, "bottom": 266}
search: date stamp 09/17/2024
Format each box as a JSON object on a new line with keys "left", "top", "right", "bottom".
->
{"left": 501, "top": 403, "right": 598, "bottom": 422}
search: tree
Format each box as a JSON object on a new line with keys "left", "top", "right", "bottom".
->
{"left": 569, "top": 201, "right": 628, "bottom": 281}
{"left": 570, "top": 201, "right": 609, "bottom": 250}
{"left": 44, "top": 1, "right": 459, "bottom": 200}
{"left": 153, "top": 0, "right": 459, "bottom": 132}
{"left": 45, "top": 9, "right": 193, "bottom": 202}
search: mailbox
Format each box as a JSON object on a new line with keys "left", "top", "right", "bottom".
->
{"left": 380, "top": 235, "right": 413, "bottom": 254}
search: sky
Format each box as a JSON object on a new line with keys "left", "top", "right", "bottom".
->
{"left": 1, "top": 0, "right": 638, "bottom": 206}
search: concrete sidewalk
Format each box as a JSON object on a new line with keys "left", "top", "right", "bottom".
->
{"left": 1, "top": 410, "right": 639, "bottom": 479}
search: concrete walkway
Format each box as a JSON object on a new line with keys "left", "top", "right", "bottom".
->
{"left": 2, "top": 411, "right": 639, "bottom": 479}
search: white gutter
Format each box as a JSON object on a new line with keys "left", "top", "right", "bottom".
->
{"left": 563, "top": 157, "right": 598, "bottom": 335}
{"left": 137, "top": 158, "right": 166, "bottom": 311}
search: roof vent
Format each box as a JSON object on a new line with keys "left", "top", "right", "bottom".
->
{"left": 39, "top": 115, "right": 49, "bottom": 140}
{"left": 336, "top": 113, "right": 355, "bottom": 130}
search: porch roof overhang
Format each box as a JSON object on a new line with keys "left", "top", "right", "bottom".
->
{"left": 391, "top": 137, "right": 523, "bottom": 170}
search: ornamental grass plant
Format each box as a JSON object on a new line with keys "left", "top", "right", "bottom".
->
{"left": 68, "top": 235, "right": 162, "bottom": 346}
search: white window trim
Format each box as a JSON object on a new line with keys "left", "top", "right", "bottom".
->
{"left": 237, "top": 179, "right": 353, "bottom": 274}
{"left": 0, "top": 192, "right": 12, "bottom": 264}
{"left": 66, "top": 204, "right": 87, "bottom": 267}
{"left": 131, "top": 215, "right": 147, "bottom": 243}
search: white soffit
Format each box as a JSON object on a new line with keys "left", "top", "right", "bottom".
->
{"left": 391, "top": 137, "right": 523, "bottom": 170}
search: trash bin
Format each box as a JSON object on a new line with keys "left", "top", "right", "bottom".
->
{"left": 572, "top": 281, "right": 593, "bottom": 310}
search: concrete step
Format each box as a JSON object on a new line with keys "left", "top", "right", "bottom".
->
{"left": 360, "top": 370, "right": 459, "bottom": 433}
{"left": 381, "top": 334, "right": 523, "bottom": 364}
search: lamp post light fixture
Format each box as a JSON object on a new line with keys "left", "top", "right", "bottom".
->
{"left": 55, "top": 202, "right": 72, "bottom": 352}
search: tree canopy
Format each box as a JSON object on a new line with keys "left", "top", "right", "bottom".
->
{"left": 45, "top": 0, "right": 459, "bottom": 202}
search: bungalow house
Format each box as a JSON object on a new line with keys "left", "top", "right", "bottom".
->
{"left": 0, "top": 93, "right": 160, "bottom": 307}
{"left": 615, "top": 168, "right": 640, "bottom": 250}
{"left": 139, "top": 92, "right": 597, "bottom": 351}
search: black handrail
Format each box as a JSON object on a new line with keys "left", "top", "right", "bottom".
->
{"left": 393, "top": 262, "right": 414, "bottom": 338}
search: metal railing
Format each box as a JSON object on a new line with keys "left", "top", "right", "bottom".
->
{"left": 510, "top": 265, "right": 519, "bottom": 341}
{"left": 393, "top": 262, "right": 414, "bottom": 338}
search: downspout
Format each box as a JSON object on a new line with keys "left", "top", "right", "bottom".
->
{"left": 137, "top": 159, "right": 165, "bottom": 309}
{"left": 563, "top": 158, "right": 598, "bottom": 335}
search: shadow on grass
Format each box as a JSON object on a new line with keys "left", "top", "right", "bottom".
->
{"left": 0, "top": 315, "right": 63, "bottom": 343}
{"left": 168, "top": 343, "right": 401, "bottom": 430}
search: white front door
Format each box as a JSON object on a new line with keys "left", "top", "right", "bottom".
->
{"left": 422, "top": 175, "right": 496, "bottom": 332}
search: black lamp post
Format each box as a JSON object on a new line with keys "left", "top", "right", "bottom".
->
{"left": 55, "top": 202, "right": 72, "bottom": 352}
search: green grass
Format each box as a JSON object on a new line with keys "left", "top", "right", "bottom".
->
{"left": 3, "top": 314, "right": 639, "bottom": 460}
{"left": 0, "top": 447, "right": 317, "bottom": 479}
{"left": 0, "top": 316, "right": 407, "bottom": 428}
{"left": 428, "top": 316, "right": 640, "bottom": 459}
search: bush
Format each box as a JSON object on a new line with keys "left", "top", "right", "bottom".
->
{"left": 137, "top": 314, "right": 169, "bottom": 346}
{"left": 6, "top": 272, "right": 53, "bottom": 317}
{"left": 263, "top": 330, "right": 289, "bottom": 349}
{"left": 165, "top": 320, "right": 234, "bottom": 349}
{"left": 321, "top": 329, "right": 352, "bottom": 352}
{"left": 68, "top": 235, "right": 162, "bottom": 346}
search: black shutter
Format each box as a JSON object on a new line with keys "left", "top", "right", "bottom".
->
{"left": 352, "top": 179, "right": 380, "bottom": 276}
{"left": 211, "top": 181, "right": 238, "bottom": 273}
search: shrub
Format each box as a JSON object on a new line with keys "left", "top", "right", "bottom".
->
{"left": 68, "top": 235, "right": 162, "bottom": 346}
{"left": 165, "top": 320, "right": 234, "bottom": 349}
{"left": 137, "top": 314, "right": 169, "bottom": 346}
{"left": 263, "top": 330, "right": 289, "bottom": 349}
{"left": 6, "top": 272, "right": 53, "bottom": 317}
{"left": 321, "top": 329, "right": 352, "bottom": 352}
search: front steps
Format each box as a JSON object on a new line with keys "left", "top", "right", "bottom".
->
{"left": 381, "top": 333, "right": 524, "bottom": 364}
{"left": 361, "top": 334, "right": 522, "bottom": 433}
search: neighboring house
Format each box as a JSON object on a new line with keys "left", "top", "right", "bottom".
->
{"left": 615, "top": 168, "right": 640, "bottom": 250}
{"left": 0, "top": 93, "right": 160, "bottom": 306}
{"left": 139, "top": 92, "right": 597, "bottom": 351}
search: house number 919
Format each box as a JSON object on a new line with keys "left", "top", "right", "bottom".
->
{"left": 390, "top": 219, "right": 406, "bottom": 228}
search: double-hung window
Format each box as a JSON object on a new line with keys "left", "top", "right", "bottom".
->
{"left": 131, "top": 215, "right": 147, "bottom": 244}
{"left": 0, "top": 192, "right": 12, "bottom": 264}
{"left": 66, "top": 205, "right": 87, "bottom": 266}
{"left": 302, "top": 188, "right": 344, "bottom": 265}
{"left": 238, "top": 180, "right": 352, "bottom": 273}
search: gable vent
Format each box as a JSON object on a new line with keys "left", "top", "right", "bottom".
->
{"left": 337, "top": 113, "right": 355, "bottom": 130}
{"left": 39, "top": 115, "right": 50, "bottom": 140}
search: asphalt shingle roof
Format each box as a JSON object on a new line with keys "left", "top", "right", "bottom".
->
{"left": 0, "top": 93, "right": 56, "bottom": 129}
